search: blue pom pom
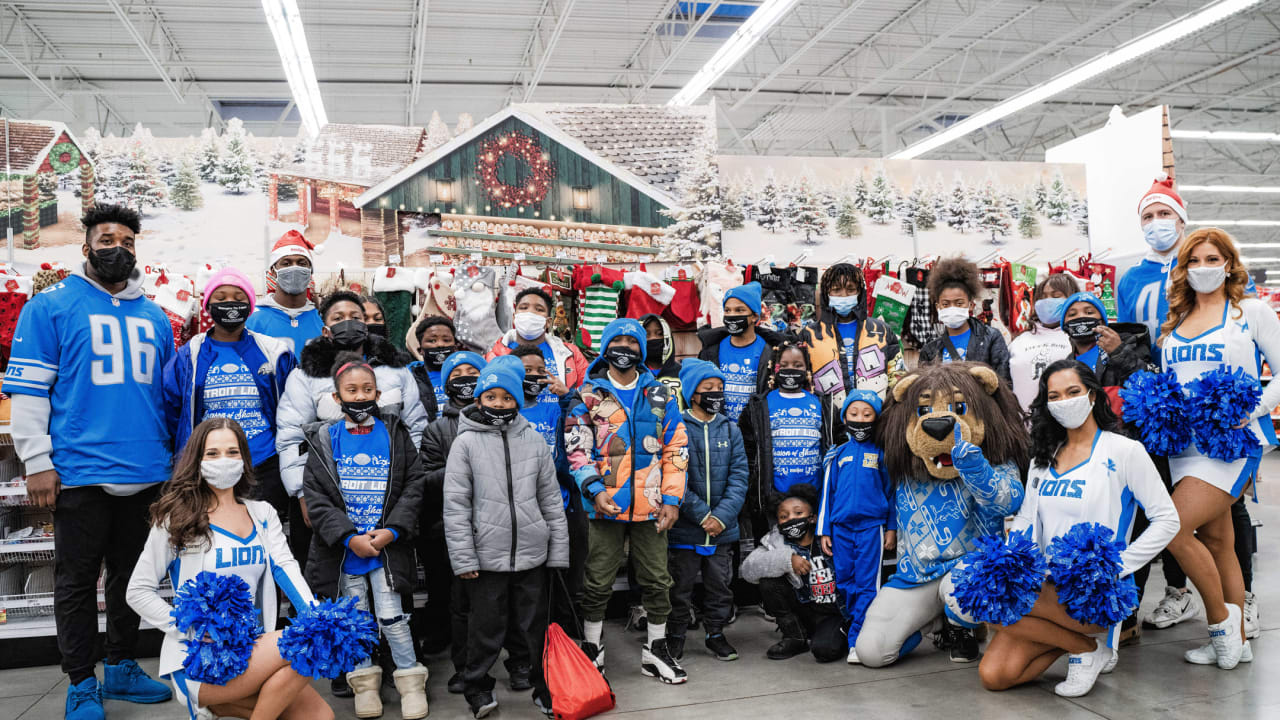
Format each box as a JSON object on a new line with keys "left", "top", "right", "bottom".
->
{"left": 1046, "top": 523, "right": 1139, "bottom": 627}
{"left": 278, "top": 598, "right": 378, "bottom": 679}
{"left": 171, "top": 572, "right": 260, "bottom": 685}
{"left": 952, "top": 533, "right": 1047, "bottom": 626}
{"left": 1185, "top": 367, "right": 1261, "bottom": 461}
{"left": 1119, "top": 371, "right": 1192, "bottom": 456}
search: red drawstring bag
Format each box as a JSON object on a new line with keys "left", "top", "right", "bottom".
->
{"left": 543, "top": 621, "right": 615, "bottom": 720}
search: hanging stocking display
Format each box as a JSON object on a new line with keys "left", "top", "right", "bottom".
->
{"left": 700, "top": 260, "right": 745, "bottom": 328}
{"left": 1004, "top": 263, "right": 1037, "bottom": 335}
{"left": 572, "top": 264, "right": 625, "bottom": 353}
{"left": 0, "top": 273, "right": 30, "bottom": 370}
{"left": 869, "top": 275, "right": 916, "bottom": 335}
{"left": 622, "top": 268, "right": 676, "bottom": 320}
{"left": 662, "top": 265, "right": 702, "bottom": 332}
{"left": 373, "top": 266, "right": 417, "bottom": 350}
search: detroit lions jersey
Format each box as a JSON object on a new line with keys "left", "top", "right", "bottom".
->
{"left": 203, "top": 522, "right": 268, "bottom": 621}
{"left": 6, "top": 275, "right": 174, "bottom": 487}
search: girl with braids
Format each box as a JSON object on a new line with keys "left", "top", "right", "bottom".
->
{"left": 797, "top": 263, "right": 904, "bottom": 404}
{"left": 739, "top": 341, "right": 839, "bottom": 540}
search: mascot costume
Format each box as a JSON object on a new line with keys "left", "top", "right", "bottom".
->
{"left": 855, "top": 362, "right": 1027, "bottom": 667}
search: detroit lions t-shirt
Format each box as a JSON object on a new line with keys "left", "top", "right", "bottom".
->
{"left": 838, "top": 321, "right": 859, "bottom": 381}
{"left": 767, "top": 389, "right": 823, "bottom": 492}
{"left": 428, "top": 367, "right": 447, "bottom": 409}
{"left": 719, "top": 335, "right": 765, "bottom": 421}
{"left": 330, "top": 420, "right": 392, "bottom": 576}
{"left": 939, "top": 329, "right": 971, "bottom": 362}
{"left": 202, "top": 340, "right": 273, "bottom": 463}
{"left": 521, "top": 401, "right": 562, "bottom": 451}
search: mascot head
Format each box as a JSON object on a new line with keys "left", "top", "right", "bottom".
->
{"left": 880, "top": 362, "right": 1027, "bottom": 480}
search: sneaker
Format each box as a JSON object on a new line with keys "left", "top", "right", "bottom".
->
{"left": 533, "top": 690, "right": 554, "bottom": 717}
{"left": 1145, "top": 587, "right": 1198, "bottom": 629}
{"left": 447, "top": 672, "right": 466, "bottom": 694}
{"left": 1185, "top": 639, "right": 1254, "bottom": 665}
{"left": 466, "top": 690, "right": 498, "bottom": 719}
{"left": 1209, "top": 603, "right": 1245, "bottom": 669}
{"left": 942, "top": 622, "right": 979, "bottom": 663}
{"left": 102, "top": 659, "right": 172, "bottom": 704}
{"left": 1054, "top": 644, "right": 1115, "bottom": 698}
{"left": 330, "top": 675, "right": 354, "bottom": 698}
{"left": 705, "top": 633, "right": 738, "bottom": 661}
{"left": 640, "top": 638, "right": 688, "bottom": 684}
{"left": 666, "top": 635, "right": 685, "bottom": 660}
{"left": 508, "top": 663, "right": 532, "bottom": 691}
{"left": 847, "top": 647, "right": 861, "bottom": 665}
{"left": 65, "top": 677, "right": 104, "bottom": 720}
{"left": 581, "top": 642, "right": 605, "bottom": 670}
{"left": 1244, "top": 592, "right": 1260, "bottom": 639}
{"left": 766, "top": 637, "right": 809, "bottom": 660}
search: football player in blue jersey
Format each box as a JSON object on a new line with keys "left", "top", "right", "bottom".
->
{"left": 7, "top": 203, "right": 175, "bottom": 719}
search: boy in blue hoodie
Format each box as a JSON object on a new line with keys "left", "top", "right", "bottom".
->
{"left": 665, "top": 359, "right": 749, "bottom": 663}
{"left": 817, "top": 389, "right": 896, "bottom": 665}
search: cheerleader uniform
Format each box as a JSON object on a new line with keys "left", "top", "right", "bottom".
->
{"left": 127, "top": 500, "right": 313, "bottom": 717}
{"left": 1160, "top": 298, "right": 1280, "bottom": 496}
{"left": 1014, "top": 430, "right": 1179, "bottom": 648}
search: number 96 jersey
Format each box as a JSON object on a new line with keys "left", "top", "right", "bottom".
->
{"left": 6, "top": 274, "right": 174, "bottom": 487}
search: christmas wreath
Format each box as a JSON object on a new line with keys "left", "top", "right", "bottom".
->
{"left": 475, "top": 131, "right": 555, "bottom": 209}
{"left": 48, "top": 142, "right": 81, "bottom": 174}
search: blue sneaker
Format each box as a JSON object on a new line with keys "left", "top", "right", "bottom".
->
{"left": 65, "top": 677, "right": 104, "bottom": 720}
{"left": 102, "top": 659, "right": 172, "bottom": 703}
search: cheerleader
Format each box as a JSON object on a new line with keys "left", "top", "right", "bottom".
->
{"left": 1158, "top": 227, "right": 1280, "bottom": 669}
{"left": 127, "top": 417, "right": 331, "bottom": 720}
{"left": 978, "top": 359, "right": 1178, "bottom": 698}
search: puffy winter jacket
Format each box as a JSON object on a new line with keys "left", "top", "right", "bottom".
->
{"left": 301, "top": 414, "right": 427, "bottom": 600}
{"left": 486, "top": 330, "right": 590, "bottom": 390}
{"left": 798, "top": 307, "right": 904, "bottom": 400}
{"left": 276, "top": 334, "right": 429, "bottom": 496}
{"left": 740, "top": 527, "right": 805, "bottom": 588}
{"left": 670, "top": 411, "right": 748, "bottom": 547}
{"left": 443, "top": 408, "right": 569, "bottom": 575}
{"left": 163, "top": 330, "right": 297, "bottom": 458}
{"left": 918, "top": 318, "right": 1012, "bottom": 386}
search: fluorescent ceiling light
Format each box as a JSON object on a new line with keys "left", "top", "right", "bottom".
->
{"left": 889, "top": 0, "right": 1263, "bottom": 160}
{"left": 262, "top": 0, "right": 327, "bottom": 137}
{"left": 1180, "top": 185, "right": 1280, "bottom": 194}
{"left": 1188, "top": 219, "right": 1280, "bottom": 227}
{"left": 668, "top": 0, "right": 802, "bottom": 106}
{"left": 1171, "top": 129, "right": 1280, "bottom": 142}
{"left": 1237, "top": 244, "right": 1280, "bottom": 248}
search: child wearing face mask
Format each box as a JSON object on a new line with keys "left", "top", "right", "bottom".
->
{"left": 1008, "top": 273, "right": 1079, "bottom": 414}
{"left": 163, "top": 267, "right": 298, "bottom": 520}
{"left": 816, "top": 390, "right": 896, "bottom": 665}
{"left": 301, "top": 354, "right": 430, "bottom": 719}
{"left": 665, "top": 359, "right": 750, "bottom": 663}
{"left": 696, "top": 282, "right": 785, "bottom": 422}
{"left": 740, "top": 483, "right": 847, "bottom": 663}
{"left": 444, "top": 360, "right": 568, "bottom": 718}
{"left": 408, "top": 316, "right": 459, "bottom": 422}
{"left": 740, "top": 341, "right": 838, "bottom": 541}
{"left": 1060, "top": 292, "right": 1155, "bottom": 416}
{"left": 918, "top": 257, "right": 1011, "bottom": 385}
{"left": 486, "top": 287, "right": 588, "bottom": 397}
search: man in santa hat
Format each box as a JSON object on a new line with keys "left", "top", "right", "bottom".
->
{"left": 246, "top": 230, "right": 324, "bottom": 355}
{"left": 1116, "top": 177, "right": 1192, "bottom": 342}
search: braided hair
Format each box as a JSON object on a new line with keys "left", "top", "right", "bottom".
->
{"left": 766, "top": 339, "right": 814, "bottom": 392}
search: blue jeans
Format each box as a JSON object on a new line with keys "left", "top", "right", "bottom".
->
{"left": 340, "top": 570, "right": 417, "bottom": 670}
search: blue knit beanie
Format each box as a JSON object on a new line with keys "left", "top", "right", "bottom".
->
{"left": 1063, "top": 292, "right": 1108, "bottom": 325}
{"left": 679, "top": 358, "right": 726, "bottom": 405}
{"left": 476, "top": 358, "right": 525, "bottom": 404}
{"left": 841, "top": 388, "right": 883, "bottom": 417}
{"left": 724, "top": 281, "right": 763, "bottom": 316}
{"left": 442, "top": 351, "right": 485, "bottom": 381}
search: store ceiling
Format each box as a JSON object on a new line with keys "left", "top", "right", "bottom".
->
{"left": 0, "top": 0, "right": 1276, "bottom": 249}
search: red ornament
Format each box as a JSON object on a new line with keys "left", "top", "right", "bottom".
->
{"left": 474, "top": 131, "right": 555, "bottom": 210}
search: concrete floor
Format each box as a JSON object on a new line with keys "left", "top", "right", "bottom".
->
{"left": 5, "top": 457, "right": 1280, "bottom": 720}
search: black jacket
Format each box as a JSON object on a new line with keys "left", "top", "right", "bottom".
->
{"left": 697, "top": 325, "right": 788, "bottom": 395}
{"left": 409, "top": 361, "right": 441, "bottom": 423}
{"left": 919, "top": 318, "right": 1012, "bottom": 385}
{"left": 1081, "top": 322, "right": 1156, "bottom": 390}
{"left": 419, "top": 402, "right": 464, "bottom": 541}
{"left": 641, "top": 313, "right": 686, "bottom": 410}
{"left": 301, "top": 414, "right": 428, "bottom": 600}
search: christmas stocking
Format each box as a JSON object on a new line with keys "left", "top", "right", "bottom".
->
{"left": 0, "top": 275, "right": 30, "bottom": 370}
{"left": 373, "top": 266, "right": 417, "bottom": 349}
{"left": 662, "top": 267, "right": 701, "bottom": 332}
{"left": 623, "top": 268, "right": 675, "bottom": 319}
{"left": 573, "top": 264, "right": 625, "bottom": 353}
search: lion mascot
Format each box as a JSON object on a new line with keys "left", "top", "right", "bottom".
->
{"left": 855, "top": 361, "right": 1028, "bottom": 667}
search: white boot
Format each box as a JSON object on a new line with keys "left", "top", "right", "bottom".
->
{"left": 346, "top": 667, "right": 383, "bottom": 719}
{"left": 393, "top": 664, "right": 429, "bottom": 719}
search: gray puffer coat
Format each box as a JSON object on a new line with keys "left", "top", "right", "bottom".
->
{"left": 443, "top": 407, "right": 569, "bottom": 575}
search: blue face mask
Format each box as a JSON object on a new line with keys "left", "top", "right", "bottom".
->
{"left": 828, "top": 294, "right": 858, "bottom": 317}
{"left": 1143, "top": 218, "right": 1180, "bottom": 252}
{"left": 1034, "top": 297, "right": 1065, "bottom": 326}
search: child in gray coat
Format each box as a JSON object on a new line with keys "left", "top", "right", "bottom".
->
{"left": 444, "top": 357, "right": 569, "bottom": 718}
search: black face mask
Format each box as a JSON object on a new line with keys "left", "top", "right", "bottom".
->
{"left": 778, "top": 517, "right": 811, "bottom": 542}
{"left": 646, "top": 339, "right": 666, "bottom": 365}
{"left": 208, "top": 301, "right": 251, "bottom": 330}
{"left": 87, "top": 246, "right": 136, "bottom": 284}
{"left": 366, "top": 323, "right": 388, "bottom": 338}
{"left": 523, "top": 374, "right": 546, "bottom": 400}
{"left": 445, "top": 376, "right": 477, "bottom": 405}
{"left": 604, "top": 345, "right": 642, "bottom": 370}
{"left": 1064, "top": 316, "right": 1102, "bottom": 340}
{"left": 777, "top": 368, "right": 806, "bottom": 392}
{"left": 478, "top": 404, "right": 519, "bottom": 426}
{"left": 723, "top": 314, "right": 752, "bottom": 336}
{"left": 341, "top": 399, "right": 379, "bottom": 424}
{"left": 697, "top": 390, "right": 725, "bottom": 415}
{"left": 329, "top": 319, "right": 368, "bottom": 349}
{"left": 423, "top": 346, "right": 453, "bottom": 369}
{"left": 847, "top": 420, "right": 876, "bottom": 444}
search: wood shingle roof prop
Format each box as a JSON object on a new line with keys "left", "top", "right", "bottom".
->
{"left": 279, "top": 123, "right": 427, "bottom": 188}
{"left": 0, "top": 119, "right": 95, "bottom": 175}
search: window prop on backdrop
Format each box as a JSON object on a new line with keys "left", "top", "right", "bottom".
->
{"left": 475, "top": 130, "right": 556, "bottom": 209}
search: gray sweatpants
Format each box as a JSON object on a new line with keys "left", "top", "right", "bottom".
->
{"left": 854, "top": 570, "right": 976, "bottom": 668}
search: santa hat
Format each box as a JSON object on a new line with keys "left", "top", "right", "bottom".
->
{"left": 1138, "top": 176, "right": 1187, "bottom": 222}
{"left": 269, "top": 230, "right": 314, "bottom": 267}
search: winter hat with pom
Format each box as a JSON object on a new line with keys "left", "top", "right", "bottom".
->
{"left": 202, "top": 266, "right": 256, "bottom": 313}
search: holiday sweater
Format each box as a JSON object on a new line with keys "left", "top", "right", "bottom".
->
{"left": 330, "top": 419, "right": 394, "bottom": 576}
{"left": 766, "top": 389, "right": 824, "bottom": 493}
{"left": 718, "top": 335, "right": 766, "bottom": 422}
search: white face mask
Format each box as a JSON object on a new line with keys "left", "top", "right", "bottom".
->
{"left": 201, "top": 458, "right": 244, "bottom": 489}
{"left": 1142, "top": 218, "right": 1180, "bottom": 252}
{"left": 513, "top": 311, "right": 548, "bottom": 341}
{"left": 1188, "top": 264, "right": 1228, "bottom": 294}
{"left": 937, "top": 306, "right": 969, "bottom": 329}
{"left": 1048, "top": 394, "right": 1094, "bottom": 430}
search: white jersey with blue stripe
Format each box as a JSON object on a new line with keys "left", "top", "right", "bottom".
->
{"left": 1014, "top": 430, "right": 1178, "bottom": 579}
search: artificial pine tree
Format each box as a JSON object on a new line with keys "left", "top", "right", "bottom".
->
{"left": 216, "top": 118, "right": 256, "bottom": 194}
{"left": 755, "top": 170, "right": 783, "bottom": 232}
{"left": 1071, "top": 196, "right": 1090, "bottom": 237}
{"left": 721, "top": 189, "right": 745, "bottom": 231}
{"left": 1032, "top": 178, "right": 1049, "bottom": 213}
{"left": 171, "top": 154, "right": 204, "bottom": 211}
{"left": 836, "top": 195, "right": 861, "bottom": 238}
{"left": 819, "top": 187, "right": 839, "bottom": 218}
{"left": 865, "top": 168, "right": 897, "bottom": 224}
{"left": 944, "top": 176, "right": 974, "bottom": 233}
{"left": 738, "top": 169, "right": 758, "bottom": 219}
{"left": 454, "top": 113, "right": 474, "bottom": 136}
{"left": 976, "top": 181, "right": 1012, "bottom": 244}
{"left": 898, "top": 182, "right": 936, "bottom": 234}
{"left": 122, "top": 141, "right": 168, "bottom": 212}
{"left": 79, "top": 126, "right": 103, "bottom": 162}
{"left": 196, "top": 127, "right": 221, "bottom": 182}
{"left": 788, "top": 177, "right": 829, "bottom": 245}
{"left": 1045, "top": 171, "right": 1072, "bottom": 225}
{"left": 1018, "top": 197, "right": 1041, "bottom": 239}
{"left": 264, "top": 141, "right": 297, "bottom": 200}
{"left": 425, "top": 111, "right": 450, "bottom": 150}
{"left": 658, "top": 141, "right": 722, "bottom": 260}
{"left": 851, "top": 172, "right": 870, "bottom": 212}
{"left": 92, "top": 143, "right": 128, "bottom": 205}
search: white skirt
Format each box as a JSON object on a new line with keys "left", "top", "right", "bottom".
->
{"left": 1168, "top": 445, "right": 1261, "bottom": 498}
